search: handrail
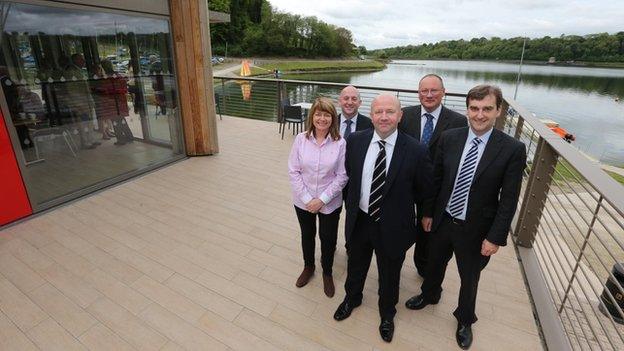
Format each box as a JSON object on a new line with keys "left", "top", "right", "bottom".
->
{"left": 505, "top": 97, "right": 624, "bottom": 214}
{"left": 214, "top": 75, "right": 467, "bottom": 98}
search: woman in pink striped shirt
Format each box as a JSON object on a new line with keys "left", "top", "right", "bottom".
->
{"left": 288, "top": 97, "right": 348, "bottom": 297}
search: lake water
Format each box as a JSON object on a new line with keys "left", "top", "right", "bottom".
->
{"left": 289, "top": 60, "right": 624, "bottom": 166}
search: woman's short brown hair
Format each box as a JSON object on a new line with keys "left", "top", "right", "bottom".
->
{"left": 305, "top": 97, "right": 340, "bottom": 141}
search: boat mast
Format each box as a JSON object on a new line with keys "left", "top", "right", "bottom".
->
{"left": 514, "top": 37, "right": 526, "bottom": 100}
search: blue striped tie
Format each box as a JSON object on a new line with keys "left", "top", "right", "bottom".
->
{"left": 421, "top": 113, "right": 434, "bottom": 145}
{"left": 344, "top": 119, "right": 353, "bottom": 139}
{"left": 448, "top": 137, "right": 482, "bottom": 218}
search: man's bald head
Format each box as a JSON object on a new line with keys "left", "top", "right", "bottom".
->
{"left": 371, "top": 94, "right": 402, "bottom": 139}
{"left": 371, "top": 94, "right": 401, "bottom": 111}
{"left": 339, "top": 85, "right": 362, "bottom": 119}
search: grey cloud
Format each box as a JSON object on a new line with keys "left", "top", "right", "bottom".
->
{"left": 269, "top": 0, "right": 624, "bottom": 49}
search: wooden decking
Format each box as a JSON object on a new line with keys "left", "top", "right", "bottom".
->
{"left": 0, "top": 116, "right": 543, "bottom": 350}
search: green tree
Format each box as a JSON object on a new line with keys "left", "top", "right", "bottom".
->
{"left": 369, "top": 32, "right": 624, "bottom": 63}
{"left": 209, "top": 0, "right": 362, "bottom": 58}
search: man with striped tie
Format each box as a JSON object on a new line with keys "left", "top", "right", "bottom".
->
{"left": 333, "top": 94, "right": 433, "bottom": 343}
{"left": 404, "top": 85, "right": 527, "bottom": 349}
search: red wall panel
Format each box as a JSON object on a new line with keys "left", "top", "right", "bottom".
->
{"left": 0, "top": 110, "right": 32, "bottom": 226}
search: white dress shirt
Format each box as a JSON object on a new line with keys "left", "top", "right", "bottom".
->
{"left": 359, "top": 129, "right": 398, "bottom": 212}
{"left": 445, "top": 127, "right": 493, "bottom": 220}
{"left": 339, "top": 113, "right": 359, "bottom": 138}
{"left": 420, "top": 104, "right": 442, "bottom": 137}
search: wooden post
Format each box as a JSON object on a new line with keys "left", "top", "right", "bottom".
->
{"left": 495, "top": 99, "right": 509, "bottom": 131}
{"left": 169, "top": 0, "right": 219, "bottom": 155}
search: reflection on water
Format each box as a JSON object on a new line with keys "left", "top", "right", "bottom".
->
{"left": 291, "top": 60, "right": 624, "bottom": 166}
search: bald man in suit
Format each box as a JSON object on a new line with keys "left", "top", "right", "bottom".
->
{"left": 338, "top": 85, "right": 372, "bottom": 139}
{"left": 333, "top": 94, "right": 433, "bottom": 343}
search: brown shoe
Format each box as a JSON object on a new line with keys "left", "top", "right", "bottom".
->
{"left": 295, "top": 266, "right": 315, "bottom": 287}
{"left": 323, "top": 275, "right": 335, "bottom": 297}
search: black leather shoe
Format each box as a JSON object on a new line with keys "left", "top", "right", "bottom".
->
{"left": 379, "top": 319, "right": 394, "bottom": 342}
{"left": 456, "top": 323, "right": 473, "bottom": 350}
{"left": 405, "top": 294, "right": 439, "bottom": 310}
{"left": 333, "top": 300, "right": 361, "bottom": 321}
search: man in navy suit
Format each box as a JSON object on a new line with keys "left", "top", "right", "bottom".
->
{"left": 405, "top": 85, "right": 526, "bottom": 349}
{"left": 333, "top": 94, "right": 433, "bottom": 343}
{"left": 338, "top": 85, "right": 372, "bottom": 139}
{"left": 399, "top": 74, "right": 467, "bottom": 277}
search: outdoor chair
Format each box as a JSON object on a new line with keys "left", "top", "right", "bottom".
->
{"left": 281, "top": 105, "right": 304, "bottom": 140}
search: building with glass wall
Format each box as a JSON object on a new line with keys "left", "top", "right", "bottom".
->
{"left": 0, "top": 0, "right": 221, "bottom": 226}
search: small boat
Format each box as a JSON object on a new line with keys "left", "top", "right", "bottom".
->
{"left": 540, "top": 119, "right": 575, "bottom": 143}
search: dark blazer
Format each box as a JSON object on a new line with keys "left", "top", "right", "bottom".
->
{"left": 341, "top": 113, "right": 372, "bottom": 133}
{"left": 344, "top": 129, "right": 433, "bottom": 258}
{"left": 399, "top": 105, "right": 467, "bottom": 160}
{"left": 431, "top": 127, "right": 526, "bottom": 246}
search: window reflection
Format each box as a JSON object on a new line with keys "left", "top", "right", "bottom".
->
{"left": 0, "top": 1, "right": 183, "bottom": 207}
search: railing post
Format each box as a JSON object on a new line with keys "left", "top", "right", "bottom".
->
{"left": 514, "top": 115, "right": 525, "bottom": 140}
{"left": 277, "top": 80, "right": 284, "bottom": 123}
{"left": 495, "top": 99, "right": 509, "bottom": 131}
{"left": 515, "top": 137, "right": 558, "bottom": 247}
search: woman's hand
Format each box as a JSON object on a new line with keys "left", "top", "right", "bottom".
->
{"left": 306, "top": 198, "right": 324, "bottom": 213}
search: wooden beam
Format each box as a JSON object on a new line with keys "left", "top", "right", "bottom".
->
{"left": 170, "top": 0, "right": 219, "bottom": 155}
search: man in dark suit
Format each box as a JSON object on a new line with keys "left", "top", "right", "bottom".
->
{"left": 338, "top": 85, "right": 372, "bottom": 139}
{"left": 333, "top": 94, "right": 433, "bottom": 343}
{"left": 399, "top": 74, "right": 467, "bottom": 277}
{"left": 405, "top": 85, "right": 526, "bottom": 349}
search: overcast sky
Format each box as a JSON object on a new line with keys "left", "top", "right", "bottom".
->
{"left": 268, "top": 0, "right": 624, "bottom": 50}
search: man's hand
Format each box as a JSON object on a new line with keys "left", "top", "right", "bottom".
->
{"left": 421, "top": 217, "right": 432, "bottom": 232}
{"left": 306, "top": 198, "right": 324, "bottom": 213}
{"left": 481, "top": 239, "right": 499, "bottom": 256}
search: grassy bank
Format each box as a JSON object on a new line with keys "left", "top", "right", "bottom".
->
{"left": 245, "top": 59, "right": 386, "bottom": 76}
{"left": 605, "top": 170, "right": 624, "bottom": 185}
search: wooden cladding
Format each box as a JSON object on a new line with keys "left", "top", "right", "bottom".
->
{"left": 170, "top": 0, "right": 219, "bottom": 155}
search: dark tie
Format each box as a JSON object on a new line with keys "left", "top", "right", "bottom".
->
{"left": 369, "top": 140, "right": 386, "bottom": 222}
{"left": 421, "top": 113, "right": 434, "bottom": 145}
{"left": 448, "top": 137, "right": 482, "bottom": 218}
{"left": 344, "top": 119, "right": 353, "bottom": 139}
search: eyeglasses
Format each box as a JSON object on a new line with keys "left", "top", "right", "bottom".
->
{"left": 419, "top": 89, "right": 442, "bottom": 96}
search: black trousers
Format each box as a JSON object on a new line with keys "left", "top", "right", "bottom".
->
{"left": 412, "top": 203, "right": 429, "bottom": 276}
{"left": 412, "top": 214, "right": 428, "bottom": 275}
{"left": 420, "top": 213, "right": 490, "bottom": 325}
{"left": 344, "top": 210, "right": 406, "bottom": 320}
{"left": 294, "top": 206, "right": 341, "bottom": 276}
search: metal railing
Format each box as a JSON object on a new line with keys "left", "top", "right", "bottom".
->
{"left": 214, "top": 75, "right": 624, "bottom": 351}
{"left": 213, "top": 76, "right": 467, "bottom": 122}
{"left": 505, "top": 99, "right": 624, "bottom": 351}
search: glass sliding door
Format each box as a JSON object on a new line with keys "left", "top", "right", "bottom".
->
{"left": 0, "top": 1, "right": 184, "bottom": 209}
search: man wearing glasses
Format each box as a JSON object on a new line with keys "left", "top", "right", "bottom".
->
{"left": 399, "top": 74, "right": 467, "bottom": 278}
